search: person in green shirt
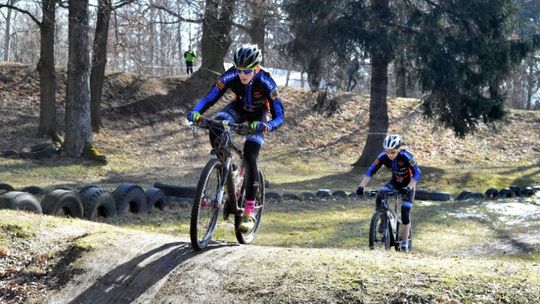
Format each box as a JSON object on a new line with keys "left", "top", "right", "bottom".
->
{"left": 183, "top": 45, "right": 196, "bottom": 75}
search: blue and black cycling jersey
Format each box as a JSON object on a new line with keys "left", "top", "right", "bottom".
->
{"left": 364, "top": 149, "right": 421, "bottom": 185}
{"left": 192, "top": 67, "right": 284, "bottom": 131}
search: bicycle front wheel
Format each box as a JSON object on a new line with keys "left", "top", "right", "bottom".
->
{"left": 190, "top": 159, "right": 224, "bottom": 251}
{"left": 369, "top": 211, "right": 390, "bottom": 250}
{"left": 235, "top": 169, "right": 265, "bottom": 244}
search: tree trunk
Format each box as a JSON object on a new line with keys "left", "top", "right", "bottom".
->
{"left": 395, "top": 56, "right": 407, "bottom": 97}
{"left": 3, "top": 0, "right": 17, "bottom": 61}
{"left": 354, "top": 54, "right": 389, "bottom": 167}
{"left": 353, "top": 0, "right": 390, "bottom": 167}
{"left": 90, "top": 0, "right": 112, "bottom": 132}
{"left": 247, "top": 0, "right": 266, "bottom": 60}
{"left": 148, "top": 7, "right": 156, "bottom": 74}
{"left": 65, "top": 0, "right": 92, "bottom": 157}
{"left": 37, "top": 0, "right": 57, "bottom": 137}
{"left": 307, "top": 56, "right": 322, "bottom": 91}
{"left": 175, "top": 2, "right": 183, "bottom": 75}
{"left": 182, "top": 0, "right": 236, "bottom": 102}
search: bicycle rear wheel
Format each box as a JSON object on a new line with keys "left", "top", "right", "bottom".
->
{"left": 235, "top": 169, "right": 265, "bottom": 244}
{"left": 369, "top": 211, "right": 390, "bottom": 250}
{"left": 190, "top": 159, "right": 224, "bottom": 250}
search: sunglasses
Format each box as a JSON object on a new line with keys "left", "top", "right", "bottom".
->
{"left": 237, "top": 68, "right": 254, "bottom": 75}
{"left": 385, "top": 149, "right": 398, "bottom": 155}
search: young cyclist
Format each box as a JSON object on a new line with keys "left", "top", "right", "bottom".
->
{"left": 356, "top": 134, "right": 421, "bottom": 252}
{"left": 186, "top": 44, "right": 285, "bottom": 232}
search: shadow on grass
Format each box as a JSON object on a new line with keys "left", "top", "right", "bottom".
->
{"left": 65, "top": 241, "right": 237, "bottom": 304}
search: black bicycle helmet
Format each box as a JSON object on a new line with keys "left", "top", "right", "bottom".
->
{"left": 233, "top": 44, "right": 262, "bottom": 69}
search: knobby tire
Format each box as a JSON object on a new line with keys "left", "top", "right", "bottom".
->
{"left": 190, "top": 159, "right": 223, "bottom": 250}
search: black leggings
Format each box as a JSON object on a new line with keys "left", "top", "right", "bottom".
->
{"left": 243, "top": 141, "right": 261, "bottom": 201}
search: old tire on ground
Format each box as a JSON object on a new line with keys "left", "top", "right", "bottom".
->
{"left": 414, "top": 189, "right": 452, "bottom": 201}
{"left": 509, "top": 185, "right": 521, "bottom": 196}
{"left": 146, "top": 187, "right": 169, "bottom": 211}
{"left": 20, "top": 143, "right": 57, "bottom": 159}
{"left": 79, "top": 187, "right": 116, "bottom": 219}
{"left": 281, "top": 192, "right": 301, "bottom": 201}
{"left": 153, "top": 182, "right": 197, "bottom": 198}
{"left": 0, "top": 191, "right": 42, "bottom": 213}
{"left": 520, "top": 187, "right": 535, "bottom": 197}
{"left": 499, "top": 188, "right": 514, "bottom": 198}
{"left": 332, "top": 190, "right": 348, "bottom": 199}
{"left": 316, "top": 189, "right": 332, "bottom": 199}
{"left": 0, "top": 183, "right": 15, "bottom": 195}
{"left": 455, "top": 191, "right": 473, "bottom": 201}
{"left": 265, "top": 192, "right": 281, "bottom": 202}
{"left": 301, "top": 192, "right": 316, "bottom": 201}
{"left": 20, "top": 185, "right": 46, "bottom": 200}
{"left": 41, "top": 189, "right": 84, "bottom": 218}
{"left": 112, "top": 183, "right": 147, "bottom": 215}
{"left": 484, "top": 188, "right": 499, "bottom": 200}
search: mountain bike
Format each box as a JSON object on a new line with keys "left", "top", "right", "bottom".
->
{"left": 190, "top": 118, "right": 265, "bottom": 251}
{"left": 368, "top": 190, "right": 411, "bottom": 251}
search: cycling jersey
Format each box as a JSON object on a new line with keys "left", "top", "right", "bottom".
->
{"left": 192, "top": 67, "right": 284, "bottom": 131}
{"left": 364, "top": 149, "right": 421, "bottom": 184}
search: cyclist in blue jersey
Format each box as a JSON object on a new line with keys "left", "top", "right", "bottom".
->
{"left": 186, "top": 44, "right": 285, "bottom": 232}
{"left": 356, "top": 134, "right": 421, "bottom": 252}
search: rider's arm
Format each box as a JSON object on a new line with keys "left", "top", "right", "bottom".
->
{"left": 401, "top": 150, "right": 421, "bottom": 189}
{"left": 358, "top": 175, "right": 371, "bottom": 188}
{"left": 192, "top": 69, "right": 236, "bottom": 114}
{"left": 261, "top": 74, "right": 284, "bottom": 131}
{"left": 364, "top": 152, "right": 386, "bottom": 177}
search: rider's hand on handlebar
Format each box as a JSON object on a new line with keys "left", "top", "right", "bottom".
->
{"left": 250, "top": 121, "right": 270, "bottom": 134}
{"left": 356, "top": 186, "right": 364, "bottom": 196}
{"left": 187, "top": 111, "right": 202, "bottom": 123}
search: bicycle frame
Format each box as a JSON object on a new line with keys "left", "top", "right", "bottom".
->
{"left": 205, "top": 119, "right": 248, "bottom": 213}
{"left": 380, "top": 190, "right": 402, "bottom": 249}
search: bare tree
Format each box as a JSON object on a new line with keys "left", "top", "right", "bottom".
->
{"left": 1, "top": 0, "right": 59, "bottom": 138}
{"left": 90, "top": 0, "right": 135, "bottom": 132}
{"left": 2, "top": 0, "right": 18, "bottom": 61}
{"left": 64, "top": 0, "right": 92, "bottom": 157}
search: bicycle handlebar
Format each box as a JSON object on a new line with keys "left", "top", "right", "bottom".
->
{"left": 196, "top": 118, "right": 251, "bottom": 136}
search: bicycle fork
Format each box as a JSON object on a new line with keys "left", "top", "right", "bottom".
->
{"left": 215, "top": 157, "right": 233, "bottom": 209}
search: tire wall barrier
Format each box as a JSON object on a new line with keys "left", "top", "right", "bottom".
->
{"left": 0, "top": 191, "right": 42, "bottom": 214}
{"left": 0, "top": 183, "right": 15, "bottom": 195}
{"left": 79, "top": 186, "right": 117, "bottom": 220}
{"left": 41, "top": 189, "right": 84, "bottom": 218}
{"left": 146, "top": 187, "right": 169, "bottom": 211}
{"left": 112, "top": 183, "right": 147, "bottom": 216}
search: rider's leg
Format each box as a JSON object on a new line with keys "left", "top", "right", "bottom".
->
{"left": 400, "top": 194, "right": 414, "bottom": 251}
{"left": 243, "top": 140, "right": 261, "bottom": 216}
{"left": 238, "top": 139, "right": 262, "bottom": 232}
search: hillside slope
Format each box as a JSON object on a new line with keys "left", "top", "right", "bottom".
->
{"left": 1, "top": 209, "right": 539, "bottom": 304}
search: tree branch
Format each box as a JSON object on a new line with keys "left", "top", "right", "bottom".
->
{"left": 0, "top": 3, "right": 42, "bottom": 27}
{"left": 149, "top": 2, "right": 202, "bottom": 24}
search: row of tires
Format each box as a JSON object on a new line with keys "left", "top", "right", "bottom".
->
{"left": 456, "top": 185, "right": 540, "bottom": 201}
{"left": 264, "top": 189, "right": 454, "bottom": 202}
{"left": 265, "top": 185, "right": 540, "bottom": 203}
{"left": 0, "top": 183, "right": 169, "bottom": 220}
